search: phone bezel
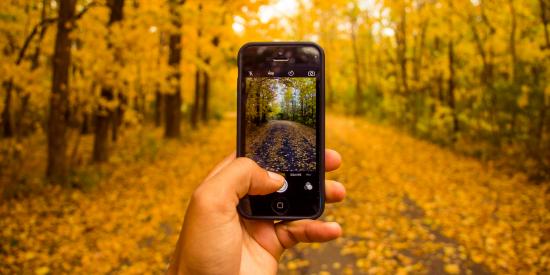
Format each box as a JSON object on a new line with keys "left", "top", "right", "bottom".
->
{"left": 236, "top": 41, "right": 325, "bottom": 220}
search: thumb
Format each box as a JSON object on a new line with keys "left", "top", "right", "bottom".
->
{"left": 198, "top": 157, "right": 285, "bottom": 208}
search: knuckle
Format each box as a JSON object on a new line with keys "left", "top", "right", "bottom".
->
{"left": 190, "top": 185, "right": 209, "bottom": 205}
{"left": 190, "top": 185, "right": 218, "bottom": 209}
{"left": 190, "top": 183, "right": 231, "bottom": 212}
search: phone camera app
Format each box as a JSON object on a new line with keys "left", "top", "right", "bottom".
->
{"left": 244, "top": 77, "right": 316, "bottom": 172}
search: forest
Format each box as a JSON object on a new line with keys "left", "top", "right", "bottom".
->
{"left": 246, "top": 77, "right": 316, "bottom": 128}
{"left": 1, "top": 0, "right": 549, "bottom": 274}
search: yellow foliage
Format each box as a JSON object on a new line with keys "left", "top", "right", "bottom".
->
{"left": 444, "top": 264, "right": 460, "bottom": 274}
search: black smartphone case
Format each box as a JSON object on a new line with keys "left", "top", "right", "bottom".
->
{"left": 236, "top": 41, "right": 325, "bottom": 220}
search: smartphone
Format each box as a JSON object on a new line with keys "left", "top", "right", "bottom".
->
{"left": 237, "top": 42, "right": 325, "bottom": 220}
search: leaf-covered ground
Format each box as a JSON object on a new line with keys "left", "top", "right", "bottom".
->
{"left": 1, "top": 115, "right": 549, "bottom": 274}
{"left": 247, "top": 120, "right": 316, "bottom": 172}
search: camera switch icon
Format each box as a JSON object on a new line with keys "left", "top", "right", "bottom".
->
{"left": 307, "top": 71, "right": 315, "bottom": 76}
{"left": 288, "top": 70, "right": 295, "bottom": 76}
{"left": 304, "top": 182, "right": 313, "bottom": 191}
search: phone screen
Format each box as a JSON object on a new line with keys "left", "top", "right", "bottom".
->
{"left": 238, "top": 43, "right": 324, "bottom": 219}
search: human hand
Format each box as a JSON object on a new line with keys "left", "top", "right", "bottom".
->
{"left": 168, "top": 149, "right": 346, "bottom": 275}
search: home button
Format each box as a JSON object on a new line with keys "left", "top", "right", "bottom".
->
{"left": 271, "top": 198, "right": 289, "bottom": 215}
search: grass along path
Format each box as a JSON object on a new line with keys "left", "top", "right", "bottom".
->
{"left": 1, "top": 114, "right": 549, "bottom": 274}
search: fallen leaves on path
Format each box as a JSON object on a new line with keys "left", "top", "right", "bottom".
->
{"left": 247, "top": 120, "right": 316, "bottom": 172}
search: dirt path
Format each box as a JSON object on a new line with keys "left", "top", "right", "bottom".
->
{"left": 247, "top": 120, "right": 316, "bottom": 171}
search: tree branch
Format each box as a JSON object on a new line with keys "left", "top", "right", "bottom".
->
{"left": 74, "top": 1, "right": 101, "bottom": 22}
{"left": 15, "top": 1, "right": 102, "bottom": 66}
{"left": 16, "top": 17, "right": 57, "bottom": 65}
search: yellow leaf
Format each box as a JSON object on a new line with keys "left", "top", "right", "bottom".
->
{"left": 35, "top": 267, "right": 50, "bottom": 275}
{"left": 444, "top": 264, "right": 460, "bottom": 274}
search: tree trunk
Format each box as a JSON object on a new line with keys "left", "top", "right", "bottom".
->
{"left": 350, "top": 19, "right": 363, "bottom": 115}
{"left": 111, "top": 100, "right": 119, "bottom": 141}
{"left": 164, "top": 91, "right": 181, "bottom": 137}
{"left": 155, "top": 90, "right": 164, "bottom": 127}
{"left": 112, "top": 94, "right": 124, "bottom": 141}
{"left": 92, "top": 88, "right": 112, "bottom": 162}
{"left": 539, "top": 0, "right": 550, "bottom": 49}
{"left": 47, "top": 0, "right": 76, "bottom": 183}
{"left": 200, "top": 69, "right": 209, "bottom": 122}
{"left": 433, "top": 37, "right": 445, "bottom": 110}
{"left": 108, "top": 0, "right": 124, "bottom": 141}
{"left": 448, "top": 39, "right": 459, "bottom": 136}
{"left": 200, "top": 36, "right": 218, "bottom": 123}
{"left": 17, "top": 94, "right": 30, "bottom": 137}
{"left": 396, "top": 5, "right": 408, "bottom": 94}
{"left": 190, "top": 7, "right": 202, "bottom": 129}
{"left": 2, "top": 80, "right": 14, "bottom": 137}
{"left": 92, "top": 0, "right": 124, "bottom": 162}
{"left": 81, "top": 112, "right": 91, "bottom": 134}
{"left": 154, "top": 32, "right": 166, "bottom": 128}
{"left": 536, "top": 0, "right": 549, "bottom": 148}
{"left": 164, "top": 0, "right": 184, "bottom": 138}
{"left": 536, "top": 102, "right": 547, "bottom": 148}
{"left": 92, "top": 102, "right": 110, "bottom": 162}
{"left": 191, "top": 66, "right": 201, "bottom": 129}
{"left": 509, "top": 0, "right": 518, "bottom": 82}
{"left": 447, "top": 1, "right": 459, "bottom": 137}
{"left": 508, "top": 0, "right": 520, "bottom": 138}
{"left": 413, "top": 20, "right": 428, "bottom": 83}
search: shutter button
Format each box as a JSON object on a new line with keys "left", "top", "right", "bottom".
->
{"left": 276, "top": 179, "right": 288, "bottom": 193}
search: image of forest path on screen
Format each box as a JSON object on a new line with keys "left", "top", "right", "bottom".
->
{"left": 245, "top": 77, "right": 316, "bottom": 172}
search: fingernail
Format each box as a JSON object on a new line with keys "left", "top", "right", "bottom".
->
{"left": 267, "top": 171, "right": 284, "bottom": 182}
{"left": 327, "top": 221, "right": 338, "bottom": 227}
{"left": 326, "top": 222, "right": 342, "bottom": 233}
